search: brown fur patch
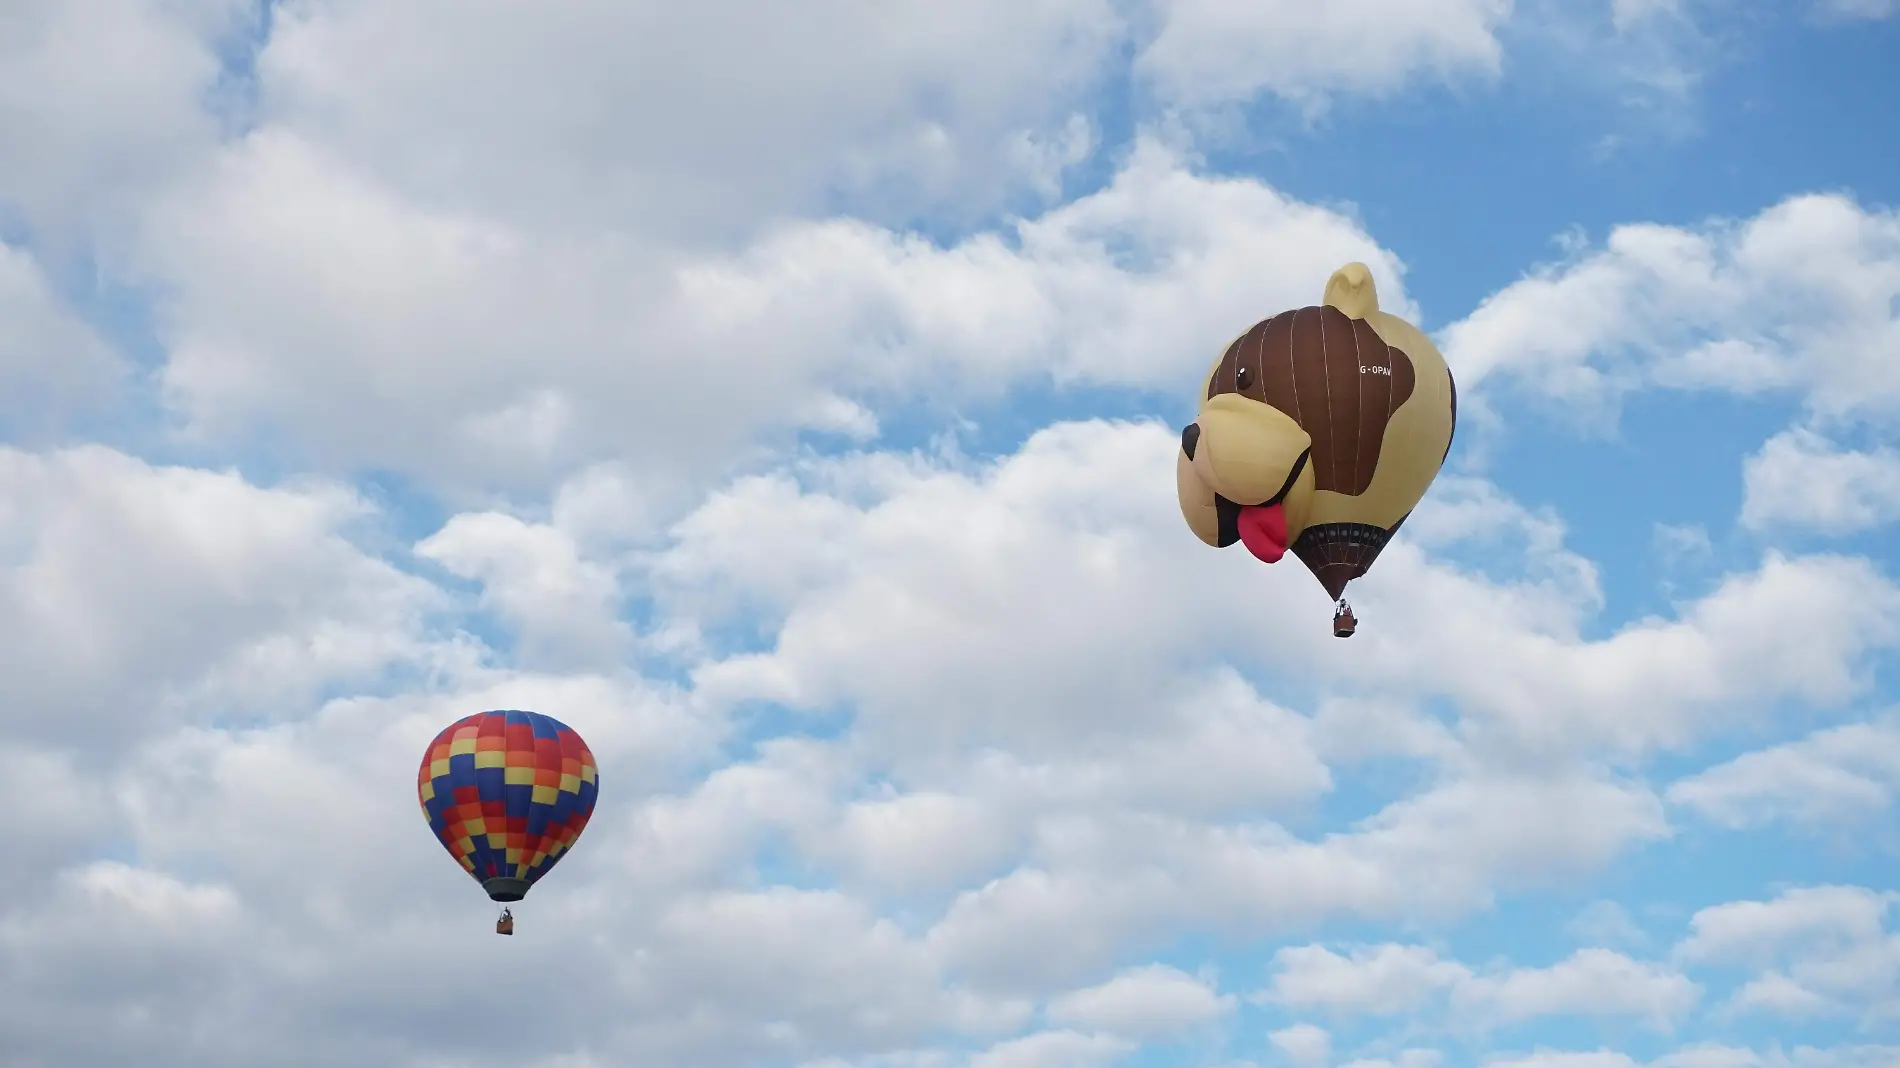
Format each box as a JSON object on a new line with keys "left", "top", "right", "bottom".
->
{"left": 1208, "top": 305, "right": 1416, "bottom": 496}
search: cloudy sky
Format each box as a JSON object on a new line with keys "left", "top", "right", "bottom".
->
{"left": 2, "top": 1, "right": 1898, "bottom": 1066}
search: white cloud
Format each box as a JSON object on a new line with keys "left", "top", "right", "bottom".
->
{"left": 1270, "top": 1023, "right": 1333, "bottom": 1068}
{"left": 605, "top": 418, "right": 1892, "bottom": 998}
{"left": 1266, "top": 943, "right": 1471, "bottom": 1015}
{"left": 0, "top": 241, "right": 125, "bottom": 425}
{"left": 1741, "top": 428, "right": 1900, "bottom": 535}
{"left": 967, "top": 1030, "right": 1134, "bottom": 1068}
{"left": 1676, "top": 885, "right": 1895, "bottom": 966}
{"left": 416, "top": 510, "right": 633, "bottom": 671}
{"left": 550, "top": 460, "right": 676, "bottom": 552}
{"left": 1387, "top": 474, "right": 1603, "bottom": 604}
{"left": 1310, "top": 693, "right": 1464, "bottom": 767}
{"left": 1653, "top": 524, "right": 1713, "bottom": 567}
{"left": 1264, "top": 943, "right": 1697, "bottom": 1029}
{"left": 1045, "top": 965, "right": 1234, "bottom": 1038}
{"left": 1440, "top": 194, "right": 1900, "bottom": 426}
{"left": 1809, "top": 0, "right": 1898, "bottom": 22}
{"left": 656, "top": 135, "right": 1412, "bottom": 398}
{"left": 136, "top": 133, "right": 1405, "bottom": 493}
{"left": 0, "top": 746, "right": 112, "bottom": 873}
{"left": 1726, "top": 972, "right": 1832, "bottom": 1017}
{"left": 925, "top": 767, "right": 1668, "bottom": 989}
{"left": 1340, "top": 1053, "right": 1444, "bottom": 1068}
{"left": 1467, "top": 1046, "right": 1900, "bottom": 1068}
{"left": 0, "top": 0, "right": 246, "bottom": 232}
{"left": 1649, "top": 1047, "right": 1762, "bottom": 1068}
{"left": 1483, "top": 1044, "right": 1900, "bottom": 1068}
{"left": 1452, "top": 948, "right": 1700, "bottom": 1029}
{"left": 1137, "top": 0, "right": 1513, "bottom": 110}
{"left": 1675, "top": 885, "right": 1900, "bottom": 1023}
{"left": 207, "top": 0, "right": 1553, "bottom": 241}
{"left": 1666, "top": 719, "right": 1900, "bottom": 830}
{"left": 0, "top": 677, "right": 1004, "bottom": 1068}
{"left": 0, "top": 406, "right": 1869, "bottom": 1068}
{"left": 1775, "top": 1047, "right": 1900, "bottom": 1068}
{"left": 633, "top": 888, "right": 1021, "bottom": 1058}
{"left": 1, "top": 0, "right": 1603, "bottom": 261}
{"left": 1567, "top": 900, "right": 1651, "bottom": 949}
{"left": 252, "top": 0, "right": 1127, "bottom": 238}
{"left": 1483, "top": 1054, "right": 1639, "bottom": 1068}
{"left": 666, "top": 421, "right": 1334, "bottom": 760}
{"left": 828, "top": 790, "right": 1021, "bottom": 899}
{"left": 0, "top": 444, "right": 445, "bottom": 748}
{"left": 0, "top": 411, "right": 1885, "bottom": 1065}
{"left": 0, "top": 861, "right": 248, "bottom": 1064}
{"left": 1610, "top": 0, "right": 1680, "bottom": 32}
{"left": 116, "top": 675, "right": 716, "bottom": 906}
{"left": 672, "top": 421, "right": 1900, "bottom": 773}
{"left": 1365, "top": 546, "right": 1900, "bottom": 759}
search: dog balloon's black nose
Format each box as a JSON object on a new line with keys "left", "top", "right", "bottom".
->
{"left": 1181, "top": 423, "right": 1201, "bottom": 461}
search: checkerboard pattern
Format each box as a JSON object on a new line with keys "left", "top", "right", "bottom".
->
{"left": 417, "top": 709, "right": 599, "bottom": 894}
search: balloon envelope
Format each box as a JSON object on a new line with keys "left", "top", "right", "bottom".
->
{"left": 1177, "top": 263, "right": 1456, "bottom": 618}
{"left": 417, "top": 709, "right": 599, "bottom": 902}
{"left": 1208, "top": 302, "right": 1455, "bottom": 597}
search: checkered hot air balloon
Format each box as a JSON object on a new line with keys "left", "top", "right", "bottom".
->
{"left": 417, "top": 710, "right": 598, "bottom": 933}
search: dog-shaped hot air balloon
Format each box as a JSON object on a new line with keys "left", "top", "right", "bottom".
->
{"left": 1177, "top": 263, "right": 1455, "bottom": 637}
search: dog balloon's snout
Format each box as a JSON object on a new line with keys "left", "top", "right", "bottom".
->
{"left": 1180, "top": 423, "right": 1201, "bottom": 461}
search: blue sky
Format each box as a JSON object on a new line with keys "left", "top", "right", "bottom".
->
{"left": 0, "top": 2, "right": 1898, "bottom": 1068}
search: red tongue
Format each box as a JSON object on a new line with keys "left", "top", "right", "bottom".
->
{"left": 1237, "top": 502, "right": 1289, "bottom": 564}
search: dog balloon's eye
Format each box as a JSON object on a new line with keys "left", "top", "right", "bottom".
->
{"left": 1235, "top": 365, "right": 1253, "bottom": 390}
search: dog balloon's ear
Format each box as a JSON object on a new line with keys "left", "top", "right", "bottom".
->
{"left": 1322, "top": 263, "right": 1380, "bottom": 320}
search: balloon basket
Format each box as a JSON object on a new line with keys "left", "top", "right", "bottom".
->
{"left": 496, "top": 908, "right": 515, "bottom": 936}
{"left": 1332, "top": 602, "right": 1357, "bottom": 638}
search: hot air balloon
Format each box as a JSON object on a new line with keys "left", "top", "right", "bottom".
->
{"left": 417, "top": 709, "right": 598, "bottom": 934}
{"left": 1176, "top": 262, "right": 1456, "bottom": 637}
